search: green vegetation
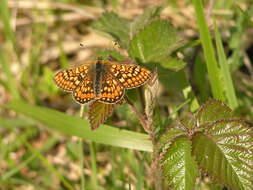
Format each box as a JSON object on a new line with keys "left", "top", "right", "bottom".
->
{"left": 1, "top": 0, "right": 253, "bottom": 189}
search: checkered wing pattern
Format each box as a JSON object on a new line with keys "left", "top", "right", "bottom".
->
{"left": 98, "top": 72, "right": 124, "bottom": 104}
{"left": 54, "top": 64, "right": 96, "bottom": 104}
{"left": 73, "top": 75, "right": 96, "bottom": 104}
{"left": 108, "top": 63, "right": 151, "bottom": 88}
{"left": 54, "top": 65, "right": 89, "bottom": 91}
{"left": 54, "top": 61, "right": 152, "bottom": 105}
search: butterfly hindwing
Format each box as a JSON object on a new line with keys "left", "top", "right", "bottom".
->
{"left": 98, "top": 72, "right": 124, "bottom": 104}
{"left": 73, "top": 75, "right": 96, "bottom": 104}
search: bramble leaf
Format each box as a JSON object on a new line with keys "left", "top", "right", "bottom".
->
{"left": 88, "top": 100, "right": 120, "bottom": 130}
{"left": 196, "top": 99, "right": 234, "bottom": 126}
{"left": 158, "top": 128, "right": 185, "bottom": 153}
{"left": 92, "top": 12, "right": 130, "bottom": 48}
{"left": 130, "top": 6, "right": 162, "bottom": 37}
{"left": 158, "top": 56, "right": 186, "bottom": 72}
{"left": 129, "top": 20, "right": 178, "bottom": 62}
{"left": 160, "top": 100, "right": 253, "bottom": 190}
{"left": 129, "top": 20, "right": 184, "bottom": 71}
{"left": 162, "top": 136, "right": 198, "bottom": 190}
{"left": 192, "top": 120, "right": 253, "bottom": 190}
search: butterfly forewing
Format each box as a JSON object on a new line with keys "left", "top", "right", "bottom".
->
{"left": 98, "top": 72, "right": 125, "bottom": 104}
{"left": 54, "top": 65, "right": 89, "bottom": 91}
{"left": 107, "top": 63, "right": 152, "bottom": 88}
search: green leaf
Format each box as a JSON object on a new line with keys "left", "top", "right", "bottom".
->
{"left": 129, "top": 20, "right": 183, "bottom": 71}
{"left": 95, "top": 50, "right": 126, "bottom": 61}
{"left": 192, "top": 119, "right": 253, "bottom": 190}
{"left": 129, "top": 20, "right": 177, "bottom": 62}
{"left": 157, "top": 57, "right": 186, "bottom": 72}
{"left": 162, "top": 136, "right": 198, "bottom": 190}
{"left": 196, "top": 99, "right": 234, "bottom": 126}
{"left": 179, "top": 117, "right": 196, "bottom": 130}
{"left": 158, "top": 129, "right": 185, "bottom": 153}
{"left": 7, "top": 100, "right": 152, "bottom": 152}
{"left": 130, "top": 6, "right": 162, "bottom": 37}
{"left": 92, "top": 12, "right": 130, "bottom": 48}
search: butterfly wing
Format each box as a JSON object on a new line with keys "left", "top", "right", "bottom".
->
{"left": 73, "top": 75, "right": 96, "bottom": 104}
{"left": 54, "top": 64, "right": 96, "bottom": 104}
{"left": 107, "top": 63, "right": 152, "bottom": 88}
{"left": 54, "top": 65, "right": 89, "bottom": 91}
{"left": 98, "top": 72, "right": 124, "bottom": 104}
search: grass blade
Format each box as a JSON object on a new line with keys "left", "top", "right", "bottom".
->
{"left": 192, "top": 0, "right": 224, "bottom": 100}
{"left": 24, "top": 141, "right": 75, "bottom": 190}
{"left": 0, "top": 0, "right": 15, "bottom": 46}
{"left": 215, "top": 24, "right": 238, "bottom": 109}
{"left": 7, "top": 100, "right": 152, "bottom": 152}
{"left": 1, "top": 137, "right": 58, "bottom": 181}
{"left": 0, "top": 48, "right": 21, "bottom": 100}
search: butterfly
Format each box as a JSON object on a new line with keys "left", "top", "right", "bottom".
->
{"left": 53, "top": 60, "right": 152, "bottom": 104}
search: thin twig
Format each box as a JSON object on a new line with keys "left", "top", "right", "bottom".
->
{"left": 243, "top": 52, "right": 253, "bottom": 80}
{"left": 8, "top": 1, "right": 97, "bottom": 18}
{"left": 11, "top": 0, "right": 18, "bottom": 32}
{"left": 125, "top": 96, "right": 150, "bottom": 134}
{"left": 17, "top": 12, "right": 90, "bottom": 26}
{"left": 138, "top": 87, "right": 145, "bottom": 112}
{"left": 40, "top": 33, "right": 112, "bottom": 64}
{"left": 206, "top": 0, "right": 214, "bottom": 26}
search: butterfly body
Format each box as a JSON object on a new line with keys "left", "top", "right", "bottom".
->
{"left": 54, "top": 60, "right": 151, "bottom": 104}
{"left": 94, "top": 61, "right": 104, "bottom": 96}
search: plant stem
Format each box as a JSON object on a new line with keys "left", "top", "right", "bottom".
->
{"left": 143, "top": 73, "right": 164, "bottom": 190}
{"left": 125, "top": 96, "right": 150, "bottom": 133}
{"left": 79, "top": 105, "right": 85, "bottom": 190}
{"left": 90, "top": 142, "right": 98, "bottom": 189}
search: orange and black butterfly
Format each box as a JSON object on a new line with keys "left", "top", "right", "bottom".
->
{"left": 53, "top": 60, "right": 152, "bottom": 104}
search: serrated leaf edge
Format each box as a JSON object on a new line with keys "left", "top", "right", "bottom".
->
{"left": 192, "top": 132, "right": 253, "bottom": 190}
